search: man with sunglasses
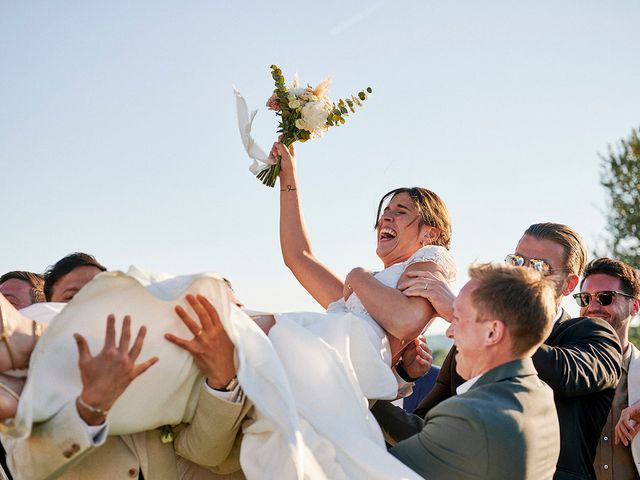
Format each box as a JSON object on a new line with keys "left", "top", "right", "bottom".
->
{"left": 575, "top": 258, "right": 640, "bottom": 479}
{"left": 373, "top": 222, "right": 622, "bottom": 480}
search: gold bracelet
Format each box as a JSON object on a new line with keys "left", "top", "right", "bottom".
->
{"left": 77, "top": 396, "right": 108, "bottom": 417}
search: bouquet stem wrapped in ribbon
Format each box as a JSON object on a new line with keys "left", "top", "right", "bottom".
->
{"left": 235, "top": 65, "right": 372, "bottom": 187}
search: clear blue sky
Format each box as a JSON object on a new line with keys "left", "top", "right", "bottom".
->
{"left": 2, "top": 1, "right": 639, "bottom": 333}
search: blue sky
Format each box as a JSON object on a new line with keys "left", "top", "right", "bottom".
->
{"left": 2, "top": 1, "right": 639, "bottom": 333}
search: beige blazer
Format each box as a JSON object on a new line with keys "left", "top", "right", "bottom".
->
{"left": 2, "top": 385, "right": 251, "bottom": 480}
{"left": 627, "top": 343, "right": 640, "bottom": 475}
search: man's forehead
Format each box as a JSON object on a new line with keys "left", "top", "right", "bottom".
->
{"left": 456, "top": 280, "right": 477, "bottom": 306}
{"left": 582, "top": 273, "right": 622, "bottom": 290}
{"left": 515, "top": 235, "right": 564, "bottom": 261}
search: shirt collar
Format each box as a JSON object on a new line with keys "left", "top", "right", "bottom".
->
{"left": 456, "top": 374, "right": 482, "bottom": 395}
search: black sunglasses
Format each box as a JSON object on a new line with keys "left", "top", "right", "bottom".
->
{"left": 573, "top": 290, "right": 636, "bottom": 307}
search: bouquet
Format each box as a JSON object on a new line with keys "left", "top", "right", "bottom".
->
{"left": 235, "top": 65, "right": 372, "bottom": 187}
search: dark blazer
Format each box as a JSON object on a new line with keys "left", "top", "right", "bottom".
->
{"left": 390, "top": 358, "right": 560, "bottom": 480}
{"left": 374, "top": 311, "right": 623, "bottom": 480}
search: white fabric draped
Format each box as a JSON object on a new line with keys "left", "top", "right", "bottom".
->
{"left": 6, "top": 267, "right": 422, "bottom": 479}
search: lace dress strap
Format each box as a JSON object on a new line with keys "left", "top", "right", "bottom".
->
{"left": 404, "top": 246, "right": 456, "bottom": 284}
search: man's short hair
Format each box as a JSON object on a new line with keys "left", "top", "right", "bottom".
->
{"left": 581, "top": 257, "right": 640, "bottom": 298}
{"left": 44, "top": 253, "right": 107, "bottom": 301}
{"left": 0, "top": 271, "right": 45, "bottom": 303}
{"left": 469, "top": 263, "right": 557, "bottom": 356}
{"left": 524, "top": 223, "right": 587, "bottom": 276}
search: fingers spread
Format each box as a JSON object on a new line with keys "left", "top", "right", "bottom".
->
{"left": 129, "top": 325, "right": 147, "bottom": 360}
{"left": 74, "top": 333, "right": 91, "bottom": 360}
{"left": 198, "top": 294, "right": 221, "bottom": 330}
{"left": 104, "top": 314, "right": 116, "bottom": 350}
{"left": 175, "top": 303, "right": 202, "bottom": 335}
{"left": 165, "top": 333, "right": 193, "bottom": 352}
{"left": 133, "top": 356, "right": 159, "bottom": 379}
{"left": 186, "top": 294, "right": 209, "bottom": 331}
{"left": 118, "top": 315, "right": 132, "bottom": 353}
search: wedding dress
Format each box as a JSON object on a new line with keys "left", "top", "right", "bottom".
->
{"left": 5, "top": 245, "right": 454, "bottom": 479}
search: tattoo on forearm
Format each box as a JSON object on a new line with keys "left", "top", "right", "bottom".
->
{"left": 280, "top": 185, "right": 297, "bottom": 192}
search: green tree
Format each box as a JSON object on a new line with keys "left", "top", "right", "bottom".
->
{"left": 600, "top": 127, "right": 640, "bottom": 267}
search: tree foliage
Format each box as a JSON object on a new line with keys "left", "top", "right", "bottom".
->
{"left": 600, "top": 127, "right": 640, "bottom": 268}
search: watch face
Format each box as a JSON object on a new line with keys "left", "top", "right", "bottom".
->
{"left": 225, "top": 377, "right": 239, "bottom": 391}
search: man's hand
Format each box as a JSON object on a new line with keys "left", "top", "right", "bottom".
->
{"left": 615, "top": 399, "right": 640, "bottom": 446}
{"left": 399, "top": 271, "right": 455, "bottom": 322}
{"left": 400, "top": 335, "right": 432, "bottom": 379}
{"left": 165, "top": 294, "right": 236, "bottom": 390}
{"left": 74, "top": 314, "right": 158, "bottom": 425}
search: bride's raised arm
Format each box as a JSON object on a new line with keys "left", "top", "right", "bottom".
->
{"left": 275, "top": 142, "right": 344, "bottom": 309}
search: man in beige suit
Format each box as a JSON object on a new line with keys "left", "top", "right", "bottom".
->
{"left": 576, "top": 258, "right": 640, "bottom": 479}
{"left": 2, "top": 253, "right": 250, "bottom": 479}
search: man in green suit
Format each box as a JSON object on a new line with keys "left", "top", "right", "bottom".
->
{"left": 390, "top": 263, "right": 561, "bottom": 479}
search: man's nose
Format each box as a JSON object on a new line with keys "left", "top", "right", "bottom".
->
{"left": 446, "top": 323, "right": 454, "bottom": 340}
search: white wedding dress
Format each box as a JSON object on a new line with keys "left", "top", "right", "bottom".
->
{"left": 5, "top": 245, "right": 454, "bottom": 479}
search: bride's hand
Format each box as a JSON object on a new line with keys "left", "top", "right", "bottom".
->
{"left": 273, "top": 141, "right": 296, "bottom": 180}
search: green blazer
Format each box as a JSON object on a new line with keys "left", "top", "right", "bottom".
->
{"left": 390, "top": 358, "right": 560, "bottom": 480}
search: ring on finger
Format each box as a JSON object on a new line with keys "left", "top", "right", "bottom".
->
{"left": 194, "top": 329, "right": 203, "bottom": 338}
{"left": 424, "top": 283, "right": 428, "bottom": 290}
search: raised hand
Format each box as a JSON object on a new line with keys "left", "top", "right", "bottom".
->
{"left": 274, "top": 140, "right": 296, "bottom": 180}
{"left": 399, "top": 271, "right": 455, "bottom": 322}
{"left": 74, "top": 315, "right": 158, "bottom": 425}
{"left": 165, "top": 294, "right": 236, "bottom": 390}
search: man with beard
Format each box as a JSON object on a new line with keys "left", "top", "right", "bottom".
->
{"left": 575, "top": 258, "right": 640, "bottom": 479}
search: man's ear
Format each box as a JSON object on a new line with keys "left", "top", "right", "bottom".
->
{"left": 631, "top": 298, "right": 640, "bottom": 318}
{"left": 486, "top": 320, "right": 505, "bottom": 345}
{"left": 562, "top": 274, "right": 580, "bottom": 296}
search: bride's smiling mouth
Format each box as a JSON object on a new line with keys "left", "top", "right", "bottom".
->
{"left": 378, "top": 227, "right": 397, "bottom": 242}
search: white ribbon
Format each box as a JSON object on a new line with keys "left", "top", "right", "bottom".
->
{"left": 234, "top": 88, "right": 274, "bottom": 175}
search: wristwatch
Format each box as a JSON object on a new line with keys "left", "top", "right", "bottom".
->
{"left": 214, "top": 376, "right": 239, "bottom": 392}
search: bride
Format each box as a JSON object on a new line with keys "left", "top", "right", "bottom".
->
{"left": 264, "top": 140, "right": 455, "bottom": 380}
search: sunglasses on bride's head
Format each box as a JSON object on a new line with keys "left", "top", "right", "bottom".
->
{"left": 504, "top": 254, "right": 550, "bottom": 274}
{"left": 573, "top": 290, "right": 637, "bottom": 307}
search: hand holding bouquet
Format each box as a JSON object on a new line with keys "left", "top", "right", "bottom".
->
{"left": 235, "top": 66, "right": 371, "bottom": 187}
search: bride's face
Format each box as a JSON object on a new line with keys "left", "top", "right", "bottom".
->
{"left": 376, "top": 192, "right": 428, "bottom": 268}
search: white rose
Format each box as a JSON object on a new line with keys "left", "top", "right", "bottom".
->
{"left": 289, "top": 99, "right": 301, "bottom": 109}
{"left": 301, "top": 101, "right": 330, "bottom": 136}
{"left": 295, "top": 119, "right": 306, "bottom": 130}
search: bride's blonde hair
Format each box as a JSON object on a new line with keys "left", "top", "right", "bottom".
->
{"left": 374, "top": 187, "right": 452, "bottom": 250}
